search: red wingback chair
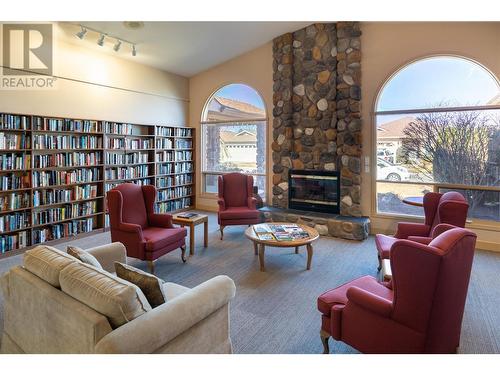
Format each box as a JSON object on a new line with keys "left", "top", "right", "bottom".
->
{"left": 107, "top": 183, "right": 187, "bottom": 273}
{"left": 318, "top": 227, "right": 477, "bottom": 354}
{"left": 375, "top": 191, "right": 468, "bottom": 269}
{"left": 217, "top": 173, "right": 261, "bottom": 240}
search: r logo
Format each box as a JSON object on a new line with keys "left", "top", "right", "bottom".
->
{"left": 2, "top": 24, "right": 53, "bottom": 75}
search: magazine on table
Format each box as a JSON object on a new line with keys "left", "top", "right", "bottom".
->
{"left": 176, "top": 212, "right": 198, "bottom": 219}
{"left": 253, "top": 223, "right": 309, "bottom": 241}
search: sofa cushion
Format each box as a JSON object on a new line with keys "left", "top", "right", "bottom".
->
{"left": 59, "top": 262, "right": 152, "bottom": 328}
{"left": 67, "top": 246, "right": 103, "bottom": 269}
{"left": 219, "top": 207, "right": 260, "bottom": 220}
{"left": 142, "top": 227, "right": 186, "bottom": 252}
{"left": 317, "top": 276, "right": 393, "bottom": 317}
{"left": 115, "top": 262, "right": 167, "bottom": 308}
{"left": 23, "top": 245, "right": 78, "bottom": 287}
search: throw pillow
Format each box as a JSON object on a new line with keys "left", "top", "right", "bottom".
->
{"left": 67, "top": 246, "right": 103, "bottom": 269}
{"left": 114, "top": 262, "right": 167, "bottom": 308}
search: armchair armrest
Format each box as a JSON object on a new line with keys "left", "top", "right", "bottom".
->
{"left": 149, "top": 213, "right": 173, "bottom": 228}
{"left": 86, "top": 242, "right": 127, "bottom": 273}
{"left": 94, "top": 275, "right": 236, "bottom": 354}
{"left": 247, "top": 197, "right": 257, "bottom": 210}
{"left": 407, "top": 236, "right": 432, "bottom": 245}
{"left": 430, "top": 223, "right": 457, "bottom": 239}
{"left": 118, "top": 222, "right": 145, "bottom": 241}
{"left": 394, "top": 222, "right": 430, "bottom": 239}
{"left": 346, "top": 286, "right": 393, "bottom": 318}
{"left": 217, "top": 198, "right": 226, "bottom": 211}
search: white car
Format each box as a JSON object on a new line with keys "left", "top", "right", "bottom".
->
{"left": 377, "top": 158, "right": 410, "bottom": 181}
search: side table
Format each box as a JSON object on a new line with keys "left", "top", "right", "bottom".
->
{"left": 172, "top": 213, "right": 208, "bottom": 256}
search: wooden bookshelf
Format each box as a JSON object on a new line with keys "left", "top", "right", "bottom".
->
{"left": 1, "top": 112, "right": 195, "bottom": 257}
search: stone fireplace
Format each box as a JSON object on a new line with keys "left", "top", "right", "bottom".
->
{"left": 271, "top": 22, "right": 362, "bottom": 217}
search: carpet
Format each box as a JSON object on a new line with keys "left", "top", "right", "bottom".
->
{"left": 1, "top": 211, "right": 499, "bottom": 353}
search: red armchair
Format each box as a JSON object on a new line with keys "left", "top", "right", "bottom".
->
{"left": 375, "top": 191, "right": 468, "bottom": 269}
{"left": 107, "top": 183, "right": 187, "bottom": 273}
{"left": 318, "top": 227, "right": 477, "bottom": 354}
{"left": 217, "top": 173, "right": 261, "bottom": 240}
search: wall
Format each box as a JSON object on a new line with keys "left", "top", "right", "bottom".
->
{"left": 0, "top": 24, "right": 189, "bottom": 125}
{"left": 360, "top": 22, "right": 500, "bottom": 250}
{"left": 189, "top": 43, "right": 273, "bottom": 211}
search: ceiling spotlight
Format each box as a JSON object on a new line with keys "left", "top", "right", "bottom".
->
{"left": 132, "top": 45, "right": 137, "bottom": 57}
{"left": 97, "top": 34, "right": 105, "bottom": 47}
{"left": 76, "top": 26, "right": 87, "bottom": 40}
{"left": 113, "top": 40, "right": 122, "bottom": 52}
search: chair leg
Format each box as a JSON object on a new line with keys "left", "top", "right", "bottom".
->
{"left": 147, "top": 260, "right": 155, "bottom": 275}
{"left": 320, "top": 330, "right": 330, "bottom": 354}
{"left": 377, "top": 254, "right": 382, "bottom": 272}
{"left": 219, "top": 226, "right": 225, "bottom": 240}
{"left": 181, "top": 245, "right": 187, "bottom": 263}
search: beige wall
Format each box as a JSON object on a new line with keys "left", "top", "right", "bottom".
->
{"left": 0, "top": 24, "right": 189, "bottom": 125}
{"left": 189, "top": 42, "right": 273, "bottom": 211}
{"left": 361, "top": 22, "right": 500, "bottom": 250}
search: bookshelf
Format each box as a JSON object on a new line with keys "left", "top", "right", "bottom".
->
{"left": 0, "top": 112, "right": 195, "bottom": 257}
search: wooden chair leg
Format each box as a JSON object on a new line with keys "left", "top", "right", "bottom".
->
{"left": 181, "top": 245, "right": 187, "bottom": 263}
{"left": 219, "top": 226, "right": 225, "bottom": 240}
{"left": 147, "top": 260, "right": 155, "bottom": 275}
{"left": 320, "top": 330, "right": 330, "bottom": 354}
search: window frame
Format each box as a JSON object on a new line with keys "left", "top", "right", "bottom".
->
{"left": 372, "top": 55, "right": 500, "bottom": 228}
{"left": 200, "top": 84, "right": 268, "bottom": 200}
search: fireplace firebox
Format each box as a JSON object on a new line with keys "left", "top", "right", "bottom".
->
{"left": 288, "top": 170, "right": 340, "bottom": 214}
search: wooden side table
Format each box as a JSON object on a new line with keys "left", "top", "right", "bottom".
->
{"left": 172, "top": 214, "right": 208, "bottom": 256}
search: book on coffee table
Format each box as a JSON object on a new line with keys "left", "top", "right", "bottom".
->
{"left": 176, "top": 212, "right": 199, "bottom": 219}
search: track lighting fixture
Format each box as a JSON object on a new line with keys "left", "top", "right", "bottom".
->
{"left": 97, "top": 33, "right": 105, "bottom": 47}
{"left": 74, "top": 24, "right": 138, "bottom": 57}
{"left": 113, "top": 40, "right": 122, "bottom": 52}
{"left": 76, "top": 26, "right": 87, "bottom": 40}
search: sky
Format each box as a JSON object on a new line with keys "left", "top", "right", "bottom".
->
{"left": 214, "top": 83, "right": 265, "bottom": 109}
{"left": 377, "top": 56, "right": 499, "bottom": 111}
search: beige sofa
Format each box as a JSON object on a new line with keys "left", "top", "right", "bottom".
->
{"left": 0, "top": 242, "right": 236, "bottom": 354}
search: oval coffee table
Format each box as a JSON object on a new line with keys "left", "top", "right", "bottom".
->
{"left": 245, "top": 222, "right": 319, "bottom": 272}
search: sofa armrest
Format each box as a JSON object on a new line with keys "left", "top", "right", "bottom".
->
{"left": 94, "top": 275, "right": 236, "bottom": 354}
{"left": 247, "top": 197, "right": 257, "bottom": 210}
{"left": 149, "top": 213, "right": 173, "bottom": 228}
{"left": 394, "top": 222, "right": 430, "bottom": 239}
{"left": 87, "top": 242, "right": 127, "bottom": 273}
{"left": 346, "top": 286, "right": 393, "bottom": 318}
{"left": 217, "top": 198, "right": 226, "bottom": 211}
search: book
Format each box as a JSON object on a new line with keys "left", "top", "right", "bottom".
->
{"left": 257, "top": 233, "right": 274, "bottom": 241}
{"left": 253, "top": 224, "right": 270, "bottom": 234}
{"left": 177, "top": 212, "right": 198, "bottom": 219}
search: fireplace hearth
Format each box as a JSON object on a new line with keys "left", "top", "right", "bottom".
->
{"left": 288, "top": 170, "right": 340, "bottom": 214}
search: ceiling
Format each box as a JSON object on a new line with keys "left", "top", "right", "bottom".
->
{"left": 57, "top": 22, "right": 312, "bottom": 77}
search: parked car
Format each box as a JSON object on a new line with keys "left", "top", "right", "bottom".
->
{"left": 377, "top": 158, "right": 410, "bottom": 181}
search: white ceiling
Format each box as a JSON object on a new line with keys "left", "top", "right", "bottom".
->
{"left": 57, "top": 22, "right": 312, "bottom": 77}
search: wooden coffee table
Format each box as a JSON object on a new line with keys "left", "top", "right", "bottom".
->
{"left": 172, "top": 213, "right": 208, "bottom": 256}
{"left": 244, "top": 222, "right": 319, "bottom": 272}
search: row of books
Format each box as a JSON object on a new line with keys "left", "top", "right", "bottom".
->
{"left": 156, "top": 197, "right": 192, "bottom": 213}
{"left": 0, "top": 192, "right": 30, "bottom": 212}
{"left": 32, "top": 185, "right": 99, "bottom": 207}
{"left": 104, "top": 122, "right": 134, "bottom": 135}
{"left": 176, "top": 139, "right": 193, "bottom": 149}
{"left": 157, "top": 186, "right": 192, "bottom": 201}
{"left": 157, "top": 174, "right": 193, "bottom": 188}
{"left": 0, "top": 133, "right": 30, "bottom": 150}
{"left": 0, "top": 211, "right": 30, "bottom": 233}
{"left": 155, "top": 150, "right": 193, "bottom": 162}
{"left": 33, "top": 218, "right": 94, "bottom": 243}
{"left": 156, "top": 127, "right": 193, "bottom": 137}
{"left": 0, "top": 174, "right": 30, "bottom": 191}
{"left": 156, "top": 138, "right": 173, "bottom": 149}
{"left": 0, "top": 231, "right": 28, "bottom": 253}
{"left": 33, "top": 117, "right": 100, "bottom": 133}
{"left": 34, "top": 152, "right": 102, "bottom": 168}
{"left": 105, "top": 165, "right": 151, "bottom": 180}
{"left": 33, "top": 201, "right": 97, "bottom": 225}
{"left": 0, "top": 114, "right": 29, "bottom": 130}
{"left": 0, "top": 153, "right": 30, "bottom": 170}
{"left": 157, "top": 162, "right": 193, "bottom": 175}
{"left": 105, "top": 151, "right": 149, "bottom": 165}
{"left": 105, "top": 138, "right": 153, "bottom": 150}
{"left": 33, "top": 135, "right": 102, "bottom": 150}
{"left": 32, "top": 168, "right": 101, "bottom": 187}
{"left": 105, "top": 178, "right": 153, "bottom": 192}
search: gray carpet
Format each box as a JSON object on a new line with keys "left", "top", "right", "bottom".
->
{"left": 1, "top": 211, "right": 499, "bottom": 353}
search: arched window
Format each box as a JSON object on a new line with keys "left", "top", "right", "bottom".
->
{"left": 201, "top": 83, "right": 267, "bottom": 198}
{"left": 375, "top": 56, "right": 500, "bottom": 222}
